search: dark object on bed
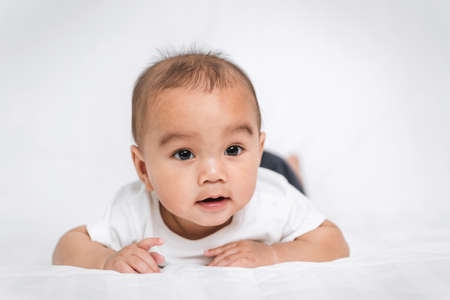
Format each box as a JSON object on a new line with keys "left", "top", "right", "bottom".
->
{"left": 260, "top": 151, "right": 306, "bottom": 195}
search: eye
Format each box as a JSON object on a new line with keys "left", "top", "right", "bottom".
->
{"left": 173, "top": 149, "right": 195, "bottom": 161}
{"left": 225, "top": 145, "right": 243, "bottom": 156}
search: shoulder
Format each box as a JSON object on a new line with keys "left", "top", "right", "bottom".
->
{"left": 254, "top": 168, "right": 326, "bottom": 242}
{"left": 250, "top": 167, "right": 296, "bottom": 212}
{"left": 114, "top": 180, "right": 146, "bottom": 199}
{"left": 253, "top": 167, "right": 314, "bottom": 211}
{"left": 86, "top": 180, "right": 151, "bottom": 249}
{"left": 111, "top": 180, "right": 148, "bottom": 207}
{"left": 255, "top": 167, "right": 294, "bottom": 199}
{"left": 108, "top": 180, "right": 151, "bottom": 224}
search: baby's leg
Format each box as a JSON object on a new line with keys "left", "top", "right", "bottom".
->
{"left": 260, "top": 151, "right": 306, "bottom": 195}
{"left": 286, "top": 155, "right": 302, "bottom": 183}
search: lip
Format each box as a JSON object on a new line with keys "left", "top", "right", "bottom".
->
{"left": 199, "top": 194, "right": 228, "bottom": 201}
{"left": 195, "top": 196, "right": 230, "bottom": 211}
{"left": 196, "top": 193, "right": 229, "bottom": 202}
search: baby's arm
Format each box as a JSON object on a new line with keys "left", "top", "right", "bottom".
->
{"left": 52, "top": 226, "right": 165, "bottom": 273}
{"left": 52, "top": 226, "right": 114, "bottom": 269}
{"left": 271, "top": 219, "right": 350, "bottom": 263}
{"left": 205, "top": 220, "right": 349, "bottom": 267}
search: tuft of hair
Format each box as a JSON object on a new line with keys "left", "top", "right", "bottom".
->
{"left": 131, "top": 47, "right": 261, "bottom": 146}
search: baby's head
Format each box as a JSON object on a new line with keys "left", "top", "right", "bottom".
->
{"left": 130, "top": 50, "right": 265, "bottom": 239}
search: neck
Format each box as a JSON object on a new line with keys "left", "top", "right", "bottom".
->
{"left": 159, "top": 202, "right": 232, "bottom": 240}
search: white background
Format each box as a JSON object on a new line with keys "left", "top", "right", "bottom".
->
{"left": 1, "top": 0, "right": 449, "bottom": 266}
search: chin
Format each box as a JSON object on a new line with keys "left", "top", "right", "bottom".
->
{"left": 196, "top": 214, "right": 233, "bottom": 227}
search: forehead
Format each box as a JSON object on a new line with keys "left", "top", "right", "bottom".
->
{"left": 144, "top": 86, "right": 258, "bottom": 143}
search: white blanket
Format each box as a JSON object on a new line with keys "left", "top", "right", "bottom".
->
{"left": 2, "top": 227, "right": 449, "bottom": 300}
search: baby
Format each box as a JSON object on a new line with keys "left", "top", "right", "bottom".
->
{"left": 52, "top": 50, "right": 349, "bottom": 273}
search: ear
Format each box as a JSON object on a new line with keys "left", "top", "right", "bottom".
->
{"left": 257, "top": 131, "right": 266, "bottom": 164}
{"left": 130, "top": 145, "right": 154, "bottom": 191}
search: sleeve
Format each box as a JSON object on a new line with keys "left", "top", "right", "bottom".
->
{"left": 86, "top": 183, "right": 140, "bottom": 251}
{"left": 279, "top": 183, "right": 327, "bottom": 243}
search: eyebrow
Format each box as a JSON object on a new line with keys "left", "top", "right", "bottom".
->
{"left": 158, "top": 123, "right": 254, "bottom": 147}
{"left": 227, "top": 123, "right": 254, "bottom": 136}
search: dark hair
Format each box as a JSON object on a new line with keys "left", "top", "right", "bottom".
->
{"left": 131, "top": 48, "right": 261, "bottom": 146}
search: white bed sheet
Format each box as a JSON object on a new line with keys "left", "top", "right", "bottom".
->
{"left": 2, "top": 226, "right": 449, "bottom": 300}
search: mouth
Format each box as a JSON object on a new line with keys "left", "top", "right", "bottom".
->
{"left": 196, "top": 196, "right": 230, "bottom": 209}
{"left": 197, "top": 196, "right": 229, "bottom": 203}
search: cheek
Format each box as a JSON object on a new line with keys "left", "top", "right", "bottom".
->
{"left": 150, "top": 165, "right": 196, "bottom": 207}
{"left": 230, "top": 158, "right": 259, "bottom": 202}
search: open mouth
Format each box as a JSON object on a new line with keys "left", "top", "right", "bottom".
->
{"left": 195, "top": 195, "right": 230, "bottom": 210}
{"left": 197, "top": 196, "right": 228, "bottom": 203}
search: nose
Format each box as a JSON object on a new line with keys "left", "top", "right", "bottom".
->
{"left": 197, "top": 157, "right": 228, "bottom": 185}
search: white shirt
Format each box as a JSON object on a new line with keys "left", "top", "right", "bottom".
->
{"left": 87, "top": 167, "right": 326, "bottom": 266}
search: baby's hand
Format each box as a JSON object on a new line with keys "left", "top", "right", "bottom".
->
{"left": 103, "top": 237, "right": 165, "bottom": 273}
{"left": 205, "top": 240, "right": 278, "bottom": 267}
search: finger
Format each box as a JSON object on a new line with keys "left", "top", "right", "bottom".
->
{"left": 134, "top": 248, "right": 160, "bottom": 273}
{"left": 208, "top": 247, "right": 241, "bottom": 266}
{"left": 150, "top": 251, "right": 166, "bottom": 266}
{"left": 128, "top": 254, "right": 159, "bottom": 273}
{"left": 226, "top": 257, "right": 247, "bottom": 267}
{"left": 214, "top": 253, "right": 243, "bottom": 267}
{"left": 115, "top": 261, "right": 138, "bottom": 274}
{"left": 204, "top": 242, "right": 238, "bottom": 257}
{"left": 137, "top": 237, "right": 164, "bottom": 251}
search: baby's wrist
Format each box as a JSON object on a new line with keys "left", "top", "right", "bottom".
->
{"left": 269, "top": 244, "right": 280, "bottom": 265}
{"left": 101, "top": 250, "right": 117, "bottom": 269}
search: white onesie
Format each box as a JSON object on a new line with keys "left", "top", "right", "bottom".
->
{"left": 87, "top": 167, "right": 326, "bottom": 265}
